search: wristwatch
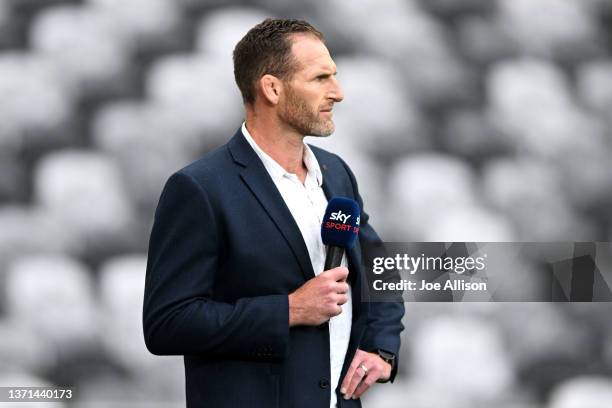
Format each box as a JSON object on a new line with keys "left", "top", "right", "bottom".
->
{"left": 376, "top": 349, "right": 396, "bottom": 383}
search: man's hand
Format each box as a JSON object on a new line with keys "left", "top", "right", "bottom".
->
{"left": 340, "top": 349, "right": 391, "bottom": 400}
{"left": 288, "top": 267, "right": 349, "bottom": 326}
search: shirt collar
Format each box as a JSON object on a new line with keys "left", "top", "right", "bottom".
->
{"left": 241, "top": 122, "right": 323, "bottom": 187}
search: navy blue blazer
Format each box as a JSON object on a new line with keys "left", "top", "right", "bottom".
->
{"left": 143, "top": 128, "right": 404, "bottom": 408}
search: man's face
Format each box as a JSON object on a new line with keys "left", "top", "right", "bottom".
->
{"left": 279, "top": 34, "right": 344, "bottom": 137}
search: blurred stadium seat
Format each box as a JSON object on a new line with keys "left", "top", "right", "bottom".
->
{"left": 418, "top": 0, "right": 492, "bottom": 17}
{"left": 481, "top": 157, "right": 594, "bottom": 240}
{"left": 576, "top": 59, "right": 612, "bottom": 120}
{"left": 332, "top": 56, "right": 428, "bottom": 157}
{"left": 89, "top": 0, "right": 182, "bottom": 49}
{"left": 388, "top": 154, "right": 479, "bottom": 240}
{"left": 4, "top": 255, "right": 98, "bottom": 347}
{"left": 92, "top": 101, "right": 195, "bottom": 210}
{"left": 98, "top": 255, "right": 185, "bottom": 400}
{"left": 495, "top": 0, "right": 601, "bottom": 61}
{"left": 0, "top": 206, "right": 78, "bottom": 273}
{"left": 317, "top": 0, "right": 474, "bottom": 107}
{"left": 549, "top": 377, "right": 612, "bottom": 408}
{"left": 486, "top": 58, "right": 607, "bottom": 160}
{"left": 0, "top": 319, "right": 57, "bottom": 375}
{"left": 99, "top": 255, "right": 150, "bottom": 372}
{"left": 441, "top": 108, "right": 507, "bottom": 158}
{"left": 0, "top": 1, "right": 12, "bottom": 49}
{"left": 195, "top": 6, "right": 271, "bottom": 61}
{"left": 0, "top": 53, "right": 72, "bottom": 150}
{"left": 423, "top": 204, "right": 515, "bottom": 241}
{"left": 0, "top": 153, "right": 27, "bottom": 202}
{"left": 30, "top": 4, "right": 132, "bottom": 97}
{"left": 33, "top": 150, "right": 135, "bottom": 258}
{"left": 363, "top": 378, "right": 464, "bottom": 408}
{"left": 495, "top": 304, "right": 594, "bottom": 384}
{"left": 411, "top": 316, "right": 514, "bottom": 401}
{"left": 146, "top": 53, "right": 243, "bottom": 149}
{"left": 456, "top": 15, "right": 517, "bottom": 66}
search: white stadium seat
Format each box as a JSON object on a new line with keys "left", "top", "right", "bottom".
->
{"left": 423, "top": 204, "right": 515, "bottom": 242}
{"left": 30, "top": 4, "right": 131, "bottom": 96}
{"left": 195, "top": 7, "right": 271, "bottom": 61}
{"left": 99, "top": 255, "right": 185, "bottom": 396}
{"left": 89, "top": 0, "right": 182, "bottom": 48}
{"left": 0, "top": 53, "right": 72, "bottom": 148}
{"left": 0, "top": 319, "right": 57, "bottom": 375}
{"left": 146, "top": 54, "right": 243, "bottom": 148}
{"left": 481, "top": 158, "right": 594, "bottom": 240}
{"left": 487, "top": 58, "right": 597, "bottom": 157}
{"left": 98, "top": 255, "right": 157, "bottom": 372}
{"left": 549, "top": 377, "right": 612, "bottom": 408}
{"left": 495, "top": 0, "right": 598, "bottom": 60}
{"left": 33, "top": 150, "right": 134, "bottom": 253}
{"left": 0, "top": 206, "right": 78, "bottom": 271}
{"left": 4, "top": 255, "right": 98, "bottom": 347}
{"left": 316, "top": 0, "right": 471, "bottom": 107}
{"left": 411, "top": 317, "right": 514, "bottom": 401}
{"left": 331, "top": 56, "right": 427, "bottom": 156}
{"left": 487, "top": 58, "right": 612, "bottom": 210}
{"left": 92, "top": 101, "right": 195, "bottom": 208}
{"left": 388, "top": 154, "right": 479, "bottom": 240}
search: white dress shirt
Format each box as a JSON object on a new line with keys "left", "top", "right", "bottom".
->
{"left": 242, "top": 123, "right": 352, "bottom": 408}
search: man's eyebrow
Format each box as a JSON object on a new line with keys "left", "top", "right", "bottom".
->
{"left": 314, "top": 68, "right": 338, "bottom": 77}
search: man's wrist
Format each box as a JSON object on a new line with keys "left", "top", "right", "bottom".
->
{"left": 375, "top": 349, "right": 396, "bottom": 383}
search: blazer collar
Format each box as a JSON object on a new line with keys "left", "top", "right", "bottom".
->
{"left": 228, "top": 129, "right": 361, "bottom": 293}
{"left": 228, "top": 129, "right": 316, "bottom": 281}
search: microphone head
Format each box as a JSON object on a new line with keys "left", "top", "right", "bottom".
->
{"left": 321, "top": 197, "right": 361, "bottom": 248}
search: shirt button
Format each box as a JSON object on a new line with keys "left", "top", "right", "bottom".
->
{"left": 319, "top": 378, "right": 330, "bottom": 389}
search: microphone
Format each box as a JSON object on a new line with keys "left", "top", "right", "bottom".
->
{"left": 321, "top": 197, "right": 361, "bottom": 271}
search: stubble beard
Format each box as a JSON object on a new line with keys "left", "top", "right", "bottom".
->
{"left": 281, "top": 84, "right": 335, "bottom": 137}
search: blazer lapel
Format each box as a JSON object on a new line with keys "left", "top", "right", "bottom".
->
{"left": 313, "top": 147, "right": 362, "bottom": 303}
{"left": 228, "top": 130, "right": 316, "bottom": 281}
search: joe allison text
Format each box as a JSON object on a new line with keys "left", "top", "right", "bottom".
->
{"left": 373, "top": 279, "right": 487, "bottom": 291}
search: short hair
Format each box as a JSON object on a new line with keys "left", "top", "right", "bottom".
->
{"left": 233, "top": 18, "right": 324, "bottom": 104}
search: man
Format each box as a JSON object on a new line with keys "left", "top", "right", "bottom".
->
{"left": 143, "top": 18, "right": 404, "bottom": 408}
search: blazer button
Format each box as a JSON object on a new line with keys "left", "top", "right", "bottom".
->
{"left": 319, "top": 378, "right": 330, "bottom": 389}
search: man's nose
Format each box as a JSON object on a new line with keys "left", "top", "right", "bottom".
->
{"left": 329, "top": 76, "right": 344, "bottom": 103}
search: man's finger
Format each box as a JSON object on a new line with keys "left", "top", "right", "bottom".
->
{"left": 343, "top": 363, "right": 367, "bottom": 399}
{"left": 327, "top": 266, "right": 348, "bottom": 281}
{"left": 335, "top": 282, "right": 349, "bottom": 294}
{"left": 340, "top": 357, "right": 361, "bottom": 394}
{"left": 352, "top": 372, "right": 376, "bottom": 399}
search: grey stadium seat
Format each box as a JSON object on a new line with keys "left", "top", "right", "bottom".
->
{"left": 33, "top": 150, "right": 135, "bottom": 255}
{"left": 4, "top": 255, "right": 98, "bottom": 347}
{"left": 30, "top": 4, "right": 131, "bottom": 97}
{"left": 98, "top": 255, "right": 184, "bottom": 400}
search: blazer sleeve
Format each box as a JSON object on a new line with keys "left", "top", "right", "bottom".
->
{"left": 339, "top": 158, "right": 405, "bottom": 382}
{"left": 143, "top": 171, "right": 289, "bottom": 360}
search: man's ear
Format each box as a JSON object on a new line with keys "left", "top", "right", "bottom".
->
{"left": 259, "top": 74, "right": 282, "bottom": 105}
